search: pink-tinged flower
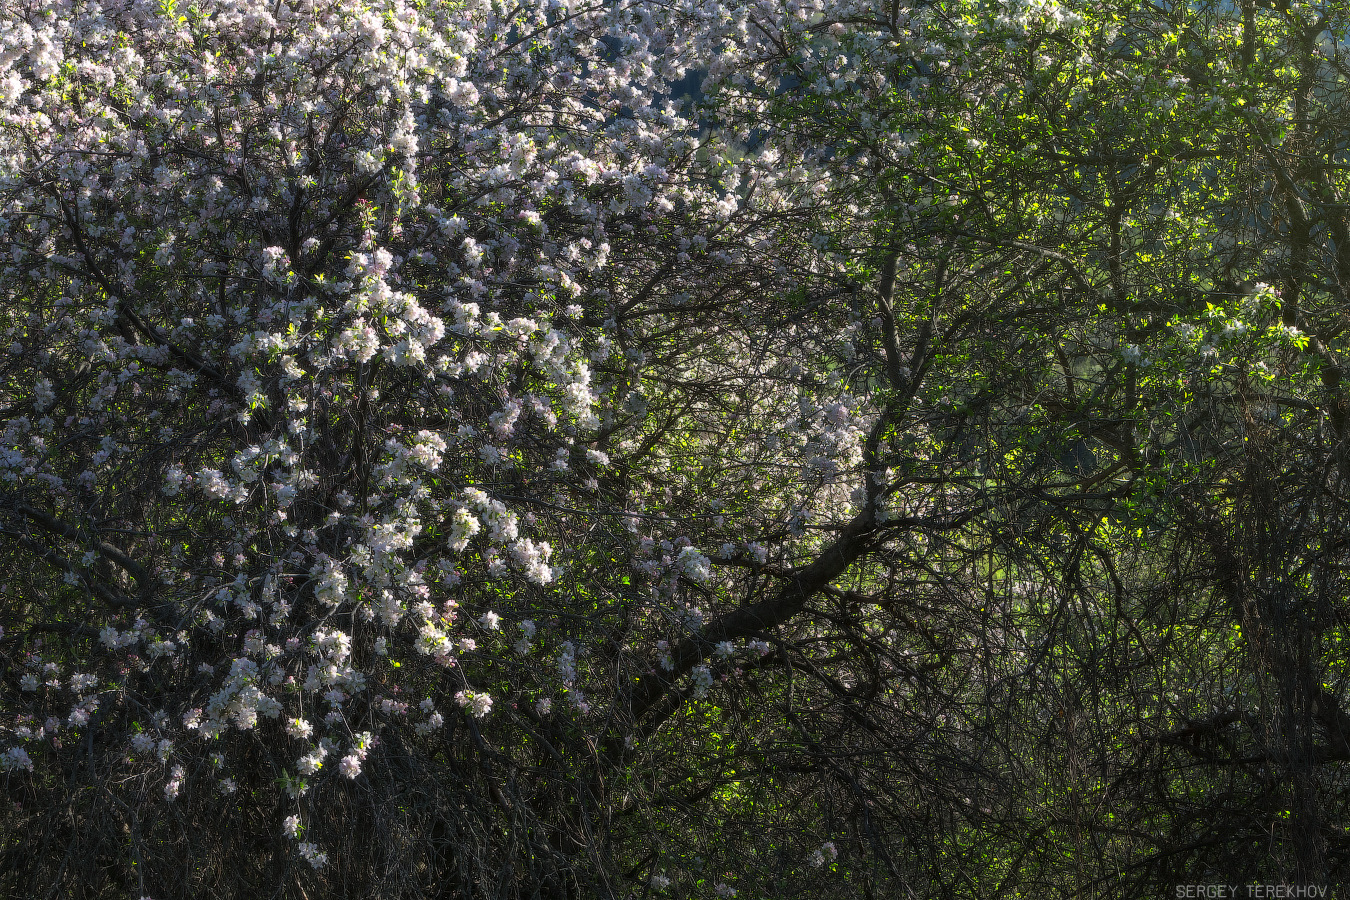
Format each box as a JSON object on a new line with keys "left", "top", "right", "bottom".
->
{"left": 339, "top": 753, "right": 361, "bottom": 779}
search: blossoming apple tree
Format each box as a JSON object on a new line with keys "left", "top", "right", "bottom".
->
{"left": 0, "top": 0, "right": 916, "bottom": 894}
